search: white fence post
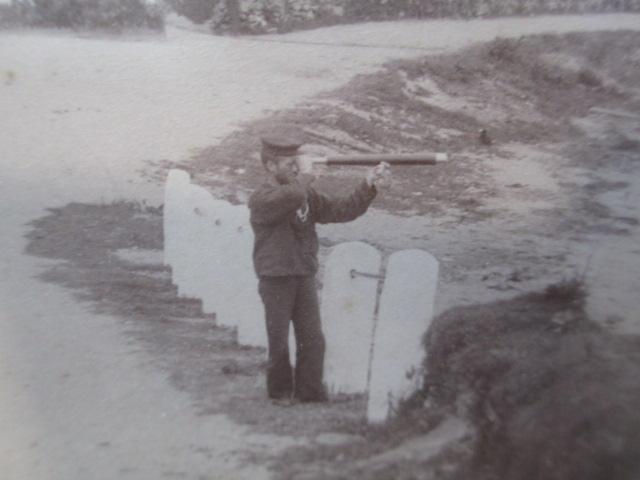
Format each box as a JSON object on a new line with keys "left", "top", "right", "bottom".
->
{"left": 367, "top": 249, "right": 439, "bottom": 424}
{"left": 163, "top": 170, "right": 263, "bottom": 335}
{"left": 321, "top": 242, "right": 381, "bottom": 395}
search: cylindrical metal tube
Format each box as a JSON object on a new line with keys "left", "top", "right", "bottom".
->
{"left": 318, "top": 152, "right": 448, "bottom": 166}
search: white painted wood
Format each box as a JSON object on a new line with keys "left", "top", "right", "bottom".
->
{"left": 163, "top": 170, "right": 264, "bottom": 334}
{"left": 225, "top": 206, "right": 266, "bottom": 344}
{"left": 183, "top": 185, "right": 227, "bottom": 303}
{"left": 198, "top": 202, "right": 246, "bottom": 323}
{"left": 164, "top": 170, "right": 215, "bottom": 299}
{"left": 322, "top": 242, "right": 382, "bottom": 395}
{"left": 367, "top": 249, "right": 439, "bottom": 423}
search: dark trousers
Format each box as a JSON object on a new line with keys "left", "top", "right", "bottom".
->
{"left": 258, "top": 275, "right": 327, "bottom": 402}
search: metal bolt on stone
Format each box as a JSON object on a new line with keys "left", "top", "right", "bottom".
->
{"left": 350, "top": 269, "right": 384, "bottom": 280}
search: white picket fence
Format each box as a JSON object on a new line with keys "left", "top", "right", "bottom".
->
{"left": 164, "top": 169, "right": 439, "bottom": 423}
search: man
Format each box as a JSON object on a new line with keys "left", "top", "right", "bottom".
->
{"left": 248, "top": 133, "right": 390, "bottom": 405}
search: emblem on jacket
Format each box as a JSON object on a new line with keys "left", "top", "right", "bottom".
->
{"left": 296, "top": 202, "right": 310, "bottom": 223}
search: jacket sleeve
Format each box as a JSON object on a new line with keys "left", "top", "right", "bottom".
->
{"left": 249, "top": 183, "right": 307, "bottom": 225}
{"left": 312, "top": 180, "right": 377, "bottom": 224}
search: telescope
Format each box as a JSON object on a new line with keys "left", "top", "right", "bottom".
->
{"left": 311, "top": 152, "right": 449, "bottom": 166}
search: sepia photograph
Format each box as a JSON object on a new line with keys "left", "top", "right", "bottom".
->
{"left": 1, "top": 1, "right": 639, "bottom": 479}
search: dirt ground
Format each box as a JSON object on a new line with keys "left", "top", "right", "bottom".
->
{"left": 25, "top": 30, "right": 640, "bottom": 479}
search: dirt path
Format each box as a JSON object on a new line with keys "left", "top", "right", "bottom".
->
{"left": 1, "top": 14, "right": 639, "bottom": 479}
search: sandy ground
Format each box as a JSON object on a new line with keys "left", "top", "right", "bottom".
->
{"left": 1, "top": 13, "right": 640, "bottom": 480}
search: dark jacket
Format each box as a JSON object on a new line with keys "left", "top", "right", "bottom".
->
{"left": 249, "top": 179, "right": 377, "bottom": 277}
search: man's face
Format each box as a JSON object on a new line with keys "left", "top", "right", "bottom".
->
{"left": 267, "top": 156, "right": 299, "bottom": 185}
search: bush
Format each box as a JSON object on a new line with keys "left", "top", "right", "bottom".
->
{"left": 210, "top": 0, "right": 343, "bottom": 34}
{"left": 166, "top": 0, "right": 218, "bottom": 24}
{"left": 0, "top": 4, "right": 18, "bottom": 27}
{"left": 202, "top": 0, "right": 640, "bottom": 34}
{"left": 421, "top": 281, "right": 640, "bottom": 480}
{"left": 6, "top": 0, "right": 165, "bottom": 31}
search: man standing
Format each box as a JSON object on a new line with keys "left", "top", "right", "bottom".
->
{"left": 248, "top": 133, "right": 390, "bottom": 404}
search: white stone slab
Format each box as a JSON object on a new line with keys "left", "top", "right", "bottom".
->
{"left": 163, "top": 170, "right": 263, "bottom": 332}
{"left": 164, "top": 171, "right": 209, "bottom": 298}
{"left": 189, "top": 200, "right": 264, "bottom": 335}
{"left": 177, "top": 183, "right": 226, "bottom": 301}
{"left": 219, "top": 205, "right": 264, "bottom": 341}
{"left": 322, "top": 242, "right": 381, "bottom": 395}
{"left": 367, "top": 249, "right": 439, "bottom": 424}
{"left": 198, "top": 202, "right": 246, "bottom": 321}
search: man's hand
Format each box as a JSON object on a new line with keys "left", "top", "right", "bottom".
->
{"left": 296, "top": 156, "right": 317, "bottom": 189}
{"left": 366, "top": 162, "right": 391, "bottom": 188}
{"left": 296, "top": 156, "right": 315, "bottom": 175}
